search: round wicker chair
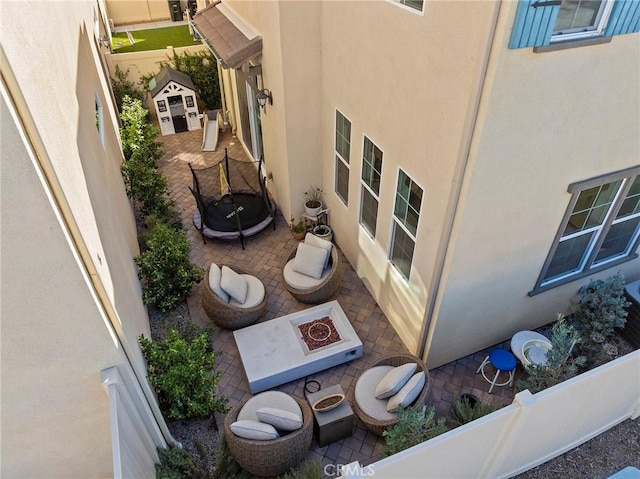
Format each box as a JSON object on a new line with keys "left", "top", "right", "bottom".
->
{"left": 352, "top": 353, "right": 432, "bottom": 436}
{"left": 201, "top": 265, "right": 267, "bottom": 330}
{"left": 223, "top": 394, "right": 313, "bottom": 477}
{"left": 282, "top": 246, "right": 343, "bottom": 304}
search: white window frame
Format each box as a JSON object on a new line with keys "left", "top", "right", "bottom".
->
{"left": 359, "top": 135, "right": 383, "bottom": 240}
{"left": 532, "top": 167, "right": 640, "bottom": 295}
{"left": 386, "top": 0, "right": 425, "bottom": 14}
{"left": 551, "top": 0, "right": 615, "bottom": 43}
{"left": 334, "top": 109, "right": 351, "bottom": 207}
{"left": 389, "top": 168, "right": 423, "bottom": 281}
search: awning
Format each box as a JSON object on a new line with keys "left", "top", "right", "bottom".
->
{"left": 192, "top": 2, "right": 262, "bottom": 70}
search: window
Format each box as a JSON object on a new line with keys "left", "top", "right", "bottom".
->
{"left": 509, "top": 0, "right": 640, "bottom": 49}
{"left": 533, "top": 168, "right": 640, "bottom": 293}
{"left": 334, "top": 110, "right": 351, "bottom": 206}
{"left": 390, "top": 170, "right": 423, "bottom": 280}
{"left": 95, "top": 92, "right": 104, "bottom": 146}
{"left": 552, "top": 0, "right": 614, "bottom": 42}
{"left": 390, "top": 0, "right": 424, "bottom": 12}
{"left": 360, "top": 137, "right": 383, "bottom": 239}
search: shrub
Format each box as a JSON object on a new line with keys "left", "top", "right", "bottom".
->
{"left": 213, "top": 434, "right": 254, "bottom": 479}
{"left": 141, "top": 51, "right": 221, "bottom": 111}
{"left": 573, "top": 272, "right": 630, "bottom": 339}
{"left": 139, "top": 328, "right": 228, "bottom": 420}
{"left": 111, "top": 66, "right": 145, "bottom": 112}
{"left": 516, "top": 314, "right": 585, "bottom": 394}
{"left": 121, "top": 151, "right": 175, "bottom": 218}
{"left": 571, "top": 273, "right": 631, "bottom": 368}
{"left": 446, "top": 395, "right": 498, "bottom": 428}
{"left": 155, "top": 446, "right": 199, "bottom": 479}
{"left": 120, "top": 96, "right": 163, "bottom": 161}
{"left": 282, "top": 460, "right": 323, "bottom": 479}
{"left": 380, "top": 405, "right": 448, "bottom": 457}
{"left": 135, "top": 222, "right": 203, "bottom": 312}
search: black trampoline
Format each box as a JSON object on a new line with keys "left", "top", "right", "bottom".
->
{"left": 189, "top": 149, "right": 276, "bottom": 249}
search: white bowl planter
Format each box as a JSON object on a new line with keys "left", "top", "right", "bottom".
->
{"left": 305, "top": 201, "right": 323, "bottom": 218}
{"left": 312, "top": 225, "right": 332, "bottom": 242}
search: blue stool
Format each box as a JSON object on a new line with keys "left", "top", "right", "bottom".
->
{"left": 476, "top": 349, "right": 516, "bottom": 394}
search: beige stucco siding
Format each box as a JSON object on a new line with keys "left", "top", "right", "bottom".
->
{"left": 427, "top": 4, "right": 640, "bottom": 367}
{"left": 318, "top": 1, "right": 498, "bottom": 353}
{"left": 1, "top": 1, "right": 166, "bottom": 474}
{"left": 2, "top": 0, "right": 151, "bottom": 365}
{"left": 106, "top": 0, "right": 171, "bottom": 25}
{"left": 1, "top": 94, "right": 119, "bottom": 477}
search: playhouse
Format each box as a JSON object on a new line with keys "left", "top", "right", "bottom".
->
{"left": 149, "top": 66, "right": 201, "bottom": 136}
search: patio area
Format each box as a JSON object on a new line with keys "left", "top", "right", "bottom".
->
{"left": 156, "top": 128, "right": 523, "bottom": 470}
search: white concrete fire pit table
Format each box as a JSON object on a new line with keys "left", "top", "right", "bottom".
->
{"left": 233, "top": 300, "right": 363, "bottom": 393}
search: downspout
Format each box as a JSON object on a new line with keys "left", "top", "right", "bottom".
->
{"left": 417, "top": 0, "right": 503, "bottom": 361}
{"left": 0, "top": 46, "right": 180, "bottom": 449}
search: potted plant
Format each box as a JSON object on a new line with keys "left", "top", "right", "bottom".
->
{"left": 303, "top": 186, "right": 324, "bottom": 217}
{"left": 312, "top": 224, "right": 332, "bottom": 242}
{"left": 289, "top": 217, "right": 306, "bottom": 240}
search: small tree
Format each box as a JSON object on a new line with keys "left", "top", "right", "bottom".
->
{"left": 380, "top": 406, "right": 448, "bottom": 457}
{"left": 516, "top": 314, "right": 585, "bottom": 394}
{"left": 135, "top": 222, "right": 203, "bottom": 312}
{"left": 139, "top": 329, "right": 227, "bottom": 420}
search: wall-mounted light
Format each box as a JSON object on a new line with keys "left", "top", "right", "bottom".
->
{"left": 256, "top": 89, "right": 273, "bottom": 110}
{"left": 98, "top": 35, "right": 111, "bottom": 49}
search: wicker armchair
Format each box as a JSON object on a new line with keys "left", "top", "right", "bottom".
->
{"left": 282, "top": 245, "right": 343, "bottom": 304}
{"left": 223, "top": 394, "right": 313, "bottom": 477}
{"left": 352, "top": 353, "right": 432, "bottom": 436}
{"left": 201, "top": 265, "right": 267, "bottom": 330}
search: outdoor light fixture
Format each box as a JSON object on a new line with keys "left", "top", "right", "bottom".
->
{"left": 256, "top": 89, "right": 273, "bottom": 110}
{"left": 98, "top": 35, "right": 111, "bottom": 49}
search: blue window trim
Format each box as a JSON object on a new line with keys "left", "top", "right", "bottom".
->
{"left": 509, "top": 0, "right": 640, "bottom": 50}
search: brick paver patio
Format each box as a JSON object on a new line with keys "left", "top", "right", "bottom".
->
{"left": 157, "top": 128, "right": 522, "bottom": 473}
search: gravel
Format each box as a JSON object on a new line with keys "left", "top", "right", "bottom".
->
{"left": 148, "top": 302, "right": 220, "bottom": 477}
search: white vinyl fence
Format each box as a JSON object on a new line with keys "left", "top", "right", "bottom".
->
{"left": 350, "top": 350, "right": 640, "bottom": 479}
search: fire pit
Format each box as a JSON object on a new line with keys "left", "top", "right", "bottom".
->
{"left": 233, "top": 300, "right": 363, "bottom": 393}
{"left": 298, "top": 316, "right": 342, "bottom": 351}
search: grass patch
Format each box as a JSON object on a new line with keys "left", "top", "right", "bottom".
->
{"left": 112, "top": 25, "right": 199, "bottom": 53}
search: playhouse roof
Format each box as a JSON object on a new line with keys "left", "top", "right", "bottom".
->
{"left": 149, "top": 67, "right": 196, "bottom": 98}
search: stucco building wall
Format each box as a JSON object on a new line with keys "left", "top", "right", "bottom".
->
{"left": 1, "top": 1, "right": 168, "bottom": 475}
{"left": 106, "top": 0, "right": 171, "bottom": 25}
{"left": 427, "top": 3, "right": 640, "bottom": 366}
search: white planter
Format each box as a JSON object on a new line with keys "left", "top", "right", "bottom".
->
{"left": 312, "top": 225, "right": 333, "bottom": 243}
{"left": 305, "top": 202, "right": 323, "bottom": 218}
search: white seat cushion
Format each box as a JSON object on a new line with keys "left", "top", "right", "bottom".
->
{"left": 229, "top": 274, "right": 265, "bottom": 309}
{"left": 238, "top": 391, "right": 302, "bottom": 422}
{"left": 386, "top": 371, "right": 425, "bottom": 412}
{"left": 230, "top": 420, "right": 279, "bottom": 441}
{"left": 256, "top": 407, "right": 303, "bottom": 431}
{"left": 283, "top": 258, "right": 331, "bottom": 290}
{"left": 209, "top": 263, "right": 229, "bottom": 303}
{"left": 292, "top": 243, "right": 329, "bottom": 280}
{"left": 304, "top": 233, "right": 332, "bottom": 270}
{"left": 221, "top": 266, "right": 248, "bottom": 304}
{"left": 374, "top": 363, "right": 417, "bottom": 399}
{"left": 354, "top": 365, "right": 397, "bottom": 422}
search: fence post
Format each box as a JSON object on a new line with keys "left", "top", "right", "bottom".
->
{"left": 479, "top": 390, "right": 536, "bottom": 478}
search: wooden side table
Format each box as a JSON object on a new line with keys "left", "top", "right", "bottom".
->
{"left": 306, "top": 384, "right": 354, "bottom": 446}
